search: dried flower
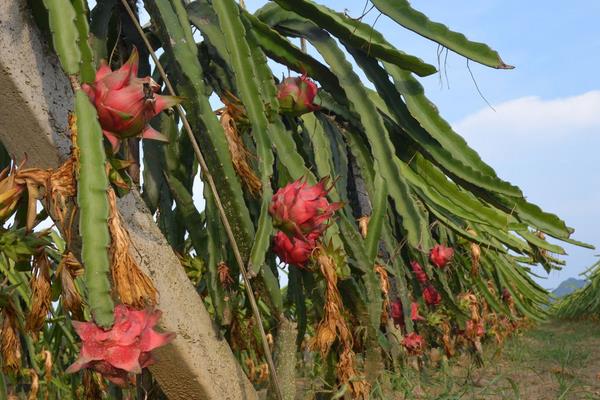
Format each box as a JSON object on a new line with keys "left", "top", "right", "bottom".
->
{"left": 108, "top": 189, "right": 157, "bottom": 308}
{"left": 26, "top": 252, "right": 52, "bottom": 334}
{"left": 220, "top": 110, "right": 261, "bottom": 196}
{"left": 59, "top": 252, "right": 84, "bottom": 320}
{"left": 1, "top": 306, "right": 21, "bottom": 374}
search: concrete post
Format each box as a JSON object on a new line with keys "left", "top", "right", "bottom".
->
{"left": 0, "top": 1, "right": 257, "bottom": 399}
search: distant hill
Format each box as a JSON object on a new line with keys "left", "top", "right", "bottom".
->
{"left": 552, "top": 278, "right": 588, "bottom": 298}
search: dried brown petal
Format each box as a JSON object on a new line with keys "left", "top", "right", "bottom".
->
{"left": 46, "top": 158, "right": 77, "bottom": 240}
{"left": 42, "top": 350, "right": 52, "bottom": 400}
{"left": 58, "top": 252, "right": 84, "bottom": 320}
{"left": 0, "top": 162, "right": 26, "bottom": 222}
{"left": 220, "top": 110, "right": 261, "bottom": 196}
{"left": 466, "top": 229, "right": 481, "bottom": 277}
{"left": 470, "top": 242, "right": 481, "bottom": 277}
{"left": 374, "top": 264, "right": 390, "bottom": 325}
{"left": 108, "top": 189, "right": 157, "bottom": 308}
{"left": 83, "top": 370, "right": 105, "bottom": 400}
{"left": 1, "top": 306, "right": 21, "bottom": 374}
{"left": 26, "top": 252, "right": 52, "bottom": 334}
{"left": 244, "top": 357, "right": 256, "bottom": 382}
{"left": 357, "top": 216, "right": 369, "bottom": 239}
{"left": 218, "top": 262, "right": 234, "bottom": 289}
{"left": 310, "top": 245, "right": 370, "bottom": 398}
{"left": 27, "top": 369, "right": 39, "bottom": 400}
{"left": 441, "top": 321, "right": 455, "bottom": 358}
{"left": 257, "top": 363, "right": 269, "bottom": 383}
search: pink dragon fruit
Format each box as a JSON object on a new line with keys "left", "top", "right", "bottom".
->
{"left": 423, "top": 285, "right": 442, "bottom": 307}
{"left": 269, "top": 178, "right": 342, "bottom": 239}
{"left": 272, "top": 231, "right": 319, "bottom": 267}
{"left": 277, "top": 75, "right": 320, "bottom": 115}
{"left": 66, "top": 305, "right": 174, "bottom": 386}
{"left": 430, "top": 244, "right": 454, "bottom": 269}
{"left": 466, "top": 320, "right": 485, "bottom": 339}
{"left": 82, "top": 48, "right": 181, "bottom": 152}
{"left": 402, "top": 332, "right": 425, "bottom": 356}
{"left": 390, "top": 299, "right": 403, "bottom": 327}
{"left": 410, "top": 302, "right": 426, "bottom": 321}
{"left": 410, "top": 261, "right": 428, "bottom": 284}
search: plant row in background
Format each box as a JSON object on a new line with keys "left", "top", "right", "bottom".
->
{"left": 553, "top": 259, "right": 600, "bottom": 320}
{"left": 0, "top": 0, "right": 593, "bottom": 398}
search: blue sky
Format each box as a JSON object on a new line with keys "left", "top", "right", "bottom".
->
{"left": 243, "top": 0, "right": 600, "bottom": 288}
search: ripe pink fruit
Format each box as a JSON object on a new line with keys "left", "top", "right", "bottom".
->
{"left": 66, "top": 305, "right": 174, "bottom": 386}
{"left": 410, "top": 261, "right": 428, "bottom": 284}
{"left": 277, "top": 75, "right": 319, "bottom": 115}
{"left": 272, "top": 231, "right": 318, "bottom": 267}
{"left": 466, "top": 320, "right": 485, "bottom": 338}
{"left": 410, "top": 302, "right": 426, "bottom": 321}
{"left": 402, "top": 332, "right": 425, "bottom": 355}
{"left": 390, "top": 299, "right": 403, "bottom": 327}
{"left": 269, "top": 178, "right": 341, "bottom": 239}
{"left": 82, "top": 48, "right": 181, "bottom": 152}
{"left": 430, "top": 244, "right": 454, "bottom": 269}
{"left": 423, "top": 285, "right": 442, "bottom": 307}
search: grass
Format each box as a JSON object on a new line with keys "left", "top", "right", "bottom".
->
{"left": 368, "top": 319, "right": 600, "bottom": 400}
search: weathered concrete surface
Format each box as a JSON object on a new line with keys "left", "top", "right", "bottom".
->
{"left": 0, "top": 0, "right": 72, "bottom": 167}
{"left": 0, "top": 1, "right": 257, "bottom": 399}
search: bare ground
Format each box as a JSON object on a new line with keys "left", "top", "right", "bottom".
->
{"left": 418, "top": 320, "right": 600, "bottom": 399}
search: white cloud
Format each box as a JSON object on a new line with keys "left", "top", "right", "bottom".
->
{"left": 450, "top": 91, "right": 600, "bottom": 288}
{"left": 453, "top": 90, "right": 600, "bottom": 141}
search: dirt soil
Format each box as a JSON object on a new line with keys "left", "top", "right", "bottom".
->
{"left": 421, "top": 319, "right": 600, "bottom": 399}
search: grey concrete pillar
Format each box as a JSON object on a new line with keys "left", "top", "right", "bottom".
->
{"left": 0, "top": 1, "right": 256, "bottom": 399}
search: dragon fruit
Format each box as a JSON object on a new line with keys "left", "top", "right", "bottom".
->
{"left": 402, "top": 332, "right": 425, "bottom": 356}
{"left": 269, "top": 178, "right": 341, "bottom": 239}
{"left": 277, "top": 75, "right": 319, "bottom": 115}
{"left": 82, "top": 48, "right": 181, "bottom": 152}
{"left": 423, "top": 285, "right": 442, "bottom": 307}
{"left": 410, "top": 261, "right": 428, "bottom": 284}
{"left": 430, "top": 244, "right": 454, "bottom": 269}
{"left": 272, "top": 231, "right": 319, "bottom": 267}
{"left": 390, "top": 300, "right": 403, "bottom": 327}
{"left": 410, "top": 302, "right": 426, "bottom": 321}
{"left": 466, "top": 320, "right": 485, "bottom": 339}
{"left": 66, "top": 305, "right": 174, "bottom": 386}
